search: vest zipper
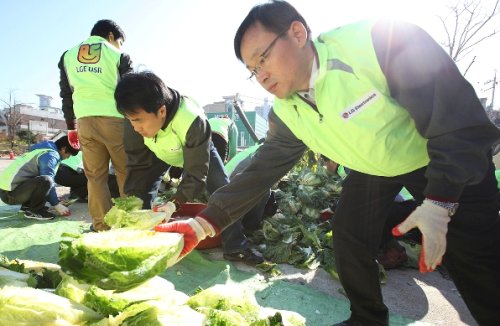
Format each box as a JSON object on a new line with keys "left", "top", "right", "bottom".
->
{"left": 298, "top": 94, "right": 324, "bottom": 123}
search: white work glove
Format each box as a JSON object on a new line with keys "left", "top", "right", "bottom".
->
{"left": 152, "top": 201, "right": 176, "bottom": 222}
{"left": 53, "top": 203, "right": 71, "bottom": 216}
{"left": 152, "top": 201, "right": 176, "bottom": 213}
{"left": 392, "top": 199, "right": 451, "bottom": 273}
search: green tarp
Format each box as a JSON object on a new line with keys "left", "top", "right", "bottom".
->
{"left": 0, "top": 202, "right": 425, "bottom": 325}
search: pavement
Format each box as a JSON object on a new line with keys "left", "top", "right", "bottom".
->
{"left": 0, "top": 157, "right": 479, "bottom": 325}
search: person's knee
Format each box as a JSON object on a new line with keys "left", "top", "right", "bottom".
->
{"left": 36, "top": 175, "right": 54, "bottom": 189}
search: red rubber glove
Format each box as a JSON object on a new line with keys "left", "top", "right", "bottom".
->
{"left": 155, "top": 217, "right": 215, "bottom": 258}
{"left": 67, "top": 130, "right": 80, "bottom": 150}
{"left": 392, "top": 199, "right": 451, "bottom": 273}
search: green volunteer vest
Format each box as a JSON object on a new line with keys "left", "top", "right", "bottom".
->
{"left": 0, "top": 149, "right": 54, "bottom": 191}
{"left": 273, "top": 21, "right": 429, "bottom": 177}
{"left": 63, "top": 35, "right": 123, "bottom": 119}
{"left": 61, "top": 151, "right": 83, "bottom": 172}
{"left": 224, "top": 144, "right": 261, "bottom": 175}
{"left": 208, "top": 117, "right": 238, "bottom": 160}
{"left": 144, "top": 98, "right": 205, "bottom": 167}
{"left": 208, "top": 117, "right": 233, "bottom": 141}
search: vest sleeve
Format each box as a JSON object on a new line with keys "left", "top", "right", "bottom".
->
{"left": 38, "top": 152, "right": 59, "bottom": 206}
{"left": 372, "top": 19, "right": 500, "bottom": 200}
{"left": 58, "top": 51, "right": 75, "bottom": 127}
{"left": 118, "top": 53, "right": 133, "bottom": 76}
{"left": 175, "top": 117, "right": 211, "bottom": 203}
{"left": 201, "top": 110, "right": 307, "bottom": 231}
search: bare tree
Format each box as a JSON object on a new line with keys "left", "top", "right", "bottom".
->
{"left": 438, "top": 0, "right": 500, "bottom": 75}
{"left": 0, "top": 91, "right": 25, "bottom": 148}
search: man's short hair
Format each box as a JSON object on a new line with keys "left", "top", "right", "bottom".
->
{"left": 114, "top": 71, "right": 175, "bottom": 115}
{"left": 91, "top": 19, "right": 126, "bottom": 41}
{"left": 55, "top": 136, "right": 79, "bottom": 156}
{"left": 234, "top": 0, "right": 311, "bottom": 61}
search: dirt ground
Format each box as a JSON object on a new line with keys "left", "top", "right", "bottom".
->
{"left": 0, "top": 158, "right": 480, "bottom": 325}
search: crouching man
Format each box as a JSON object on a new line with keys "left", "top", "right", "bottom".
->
{"left": 0, "top": 131, "right": 80, "bottom": 220}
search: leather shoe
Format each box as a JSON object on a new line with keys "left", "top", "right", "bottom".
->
{"left": 223, "top": 248, "right": 265, "bottom": 266}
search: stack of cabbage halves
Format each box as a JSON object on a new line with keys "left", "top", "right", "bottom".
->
{"left": 0, "top": 196, "right": 306, "bottom": 325}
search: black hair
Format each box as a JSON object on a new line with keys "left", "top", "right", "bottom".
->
{"left": 234, "top": 0, "right": 311, "bottom": 61}
{"left": 91, "top": 19, "right": 126, "bottom": 41}
{"left": 55, "top": 136, "right": 79, "bottom": 156}
{"left": 115, "top": 71, "right": 175, "bottom": 115}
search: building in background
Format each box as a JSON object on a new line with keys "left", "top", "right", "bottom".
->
{"left": 203, "top": 95, "right": 271, "bottom": 148}
{"left": 0, "top": 94, "right": 65, "bottom": 137}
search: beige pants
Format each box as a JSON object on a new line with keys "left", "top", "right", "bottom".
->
{"left": 78, "top": 117, "right": 127, "bottom": 231}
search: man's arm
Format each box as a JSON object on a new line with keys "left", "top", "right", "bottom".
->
{"left": 123, "top": 119, "right": 169, "bottom": 209}
{"left": 38, "top": 152, "right": 60, "bottom": 206}
{"left": 118, "top": 53, "right": 133, "bottom": 76}
{"left": 175, "top": 117, "right": 211, "bottom": 203}
{"left": 58, "top": 52, "right": 75, "bottom": 130}
{"left": 200, "top": 110, "right": 307, "bottom": 231}
{"left": 372, "top": 20, "right": 500, "bottom": 200}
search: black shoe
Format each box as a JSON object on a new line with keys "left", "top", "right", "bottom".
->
{"left": 20, "top": 205, "right": 29, "bottom": 212}
{"left": 223, "top": 248, "right": 265, "bottom": 266}
{"left": 24, "top": 208, "right": 55, "bottom": 220}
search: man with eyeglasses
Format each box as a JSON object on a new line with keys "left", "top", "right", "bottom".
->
{"left": 154, "top": 1, "right": 500, "bottom": 325}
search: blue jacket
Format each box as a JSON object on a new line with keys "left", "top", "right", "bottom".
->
{"left": 29, "top": 141, "right": 61, "bottom": 205}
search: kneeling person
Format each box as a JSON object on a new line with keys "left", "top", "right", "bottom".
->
{"left": 0, "top": 133, "right": 80, "bottom": 220}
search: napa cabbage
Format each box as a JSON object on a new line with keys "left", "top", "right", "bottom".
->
{"left": 58, "top": 229, "right": 183, "bottom": 291}
{"left": 0, "top": 286, "right": 103, "bottom": 325}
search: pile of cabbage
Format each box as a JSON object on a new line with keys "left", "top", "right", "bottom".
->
{"left": 0, "top": 253, "right": 306, "bottom": 325}
{"left": 249, "top": 153, "right": 344, "bottom": 280}
{"left": 0, "top": 196, "right": 306, "bottom": 325}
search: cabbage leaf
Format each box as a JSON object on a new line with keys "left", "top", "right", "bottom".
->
{"left": 58, "top": 229, "right": 183, "bottom": 291}
{"left": 0, "top": 286, "right": 103, "bottom": 325}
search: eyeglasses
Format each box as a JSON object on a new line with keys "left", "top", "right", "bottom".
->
{"left": 247, "top": 29, "right": 287, "bottom": 81}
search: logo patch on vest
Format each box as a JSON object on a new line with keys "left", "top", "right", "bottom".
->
{"left": 78, "top": 43, "right": 102, "bottom": 64}
{"left": 341, "top": 91, "right": 379, "bottom": 120}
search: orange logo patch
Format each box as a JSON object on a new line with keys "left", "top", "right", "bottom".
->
{"left": 77, "top": 43, "right": 102, "bottom": 64}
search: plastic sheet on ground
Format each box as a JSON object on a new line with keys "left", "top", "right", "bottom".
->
{"left": 0, "top": 202, "right": 427, "bottom": 325}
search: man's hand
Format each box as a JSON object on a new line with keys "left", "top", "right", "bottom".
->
{"left": 53, "top": 203, "right": 71, "bottom": 216}
{"left": 152, "top": 201, "right": 176, "bottom": 222}
{"left": 67, "top": 130, "right": 80, "bottom": 150}
{"left": 155, "top": 217, "right": 215, "bottom": 257}
{"left": 392, "top": 199, "right": 451, "bottom": 273}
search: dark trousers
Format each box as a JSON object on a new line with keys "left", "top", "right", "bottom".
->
{"left": 333, "top": 162, "right": 500, "bottom": 326}
{"left": 55, "top": 165, "right": 88, "bottom": 199}
{"left": 0, "top": 176, "right": 52, "bottom": 211}
{"left": 205, "top": 144, "right": 248, "bottom": 254}
{"left": 55, "top": 165, "right": 121, "bottom": 200}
